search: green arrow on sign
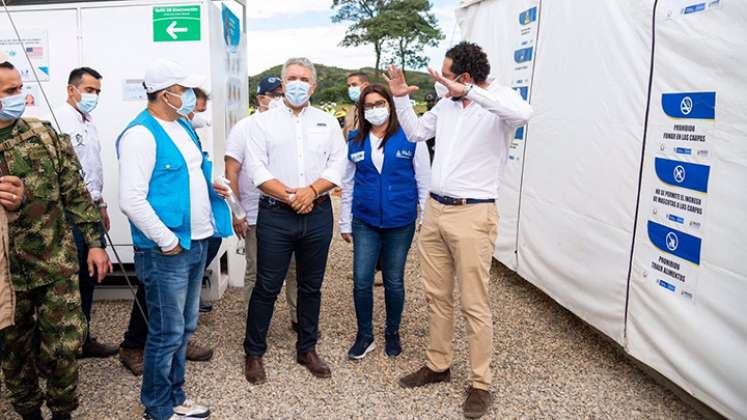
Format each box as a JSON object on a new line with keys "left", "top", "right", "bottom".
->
{"left": 153, "top": 5, "right": 201, "bottom": 42}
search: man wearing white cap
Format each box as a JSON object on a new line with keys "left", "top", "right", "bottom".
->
{"left": 116, "top": 59, "right": 232, "bottom": 420}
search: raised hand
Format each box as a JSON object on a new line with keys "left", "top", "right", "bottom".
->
{"left": 428, "top": 67, "right": 468, "bottom": 99}
{"left": 383, "top": 65, "right": 419, "bottom": 97}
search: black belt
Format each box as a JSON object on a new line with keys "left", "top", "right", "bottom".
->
{"left": 260, "top": 194, "right": 330, "bottom": 209}
{"left": 430, "top": 193, "right": 495, "bottom": 206}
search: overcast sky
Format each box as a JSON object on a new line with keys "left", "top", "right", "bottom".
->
{"left": 246, "top": 0, "right": 461, "bottom": 75}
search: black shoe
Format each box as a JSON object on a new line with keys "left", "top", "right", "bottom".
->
{"left": 385, "top": 332, "right": 402, "bottom": 357}
{"left": 21, "top": 410, "right": 43, "bottom": 420}
{"left": 199, "top": 302, "right": 213, "bottom": 313}
{"left": 347, "top": 335, "right": 375, "bottom": 360}
{"left": 51, "top": 413, "right": 71, "bottom": 420}
{"left": 80, "top": 336, "right": 118, "bottom": 358}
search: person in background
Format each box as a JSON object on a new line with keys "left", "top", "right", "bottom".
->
{"left": 343, "top": 72, "right": 369, "bottom": 140}
{"left": 0, "top": 56, "right": 110, "bottom": 420}
{"left": 243, "top": 57, "right": 346, "bottom": 384}
{"left": 225, "top": 75, "right": 301, "bottom": 332}
{"left": 423, "top": 91, "right": 437, "bottom": 164}
{"left": 189, "top": 87, "right": 211, "bottom": 131}
{"left": 118, "top": 87, "right": 217, "bottom": 377}
{"left": 386, "top": 42, "right": 533, "bottom": 419}
{"left": 117, "top": 59, "right": 232, "bottom": 420}
{"left": 339, "top": 84, "right": 430, "bottom": 360}
{"left": 53, "top": 67, "right": 118, "bottom": 359}
{"left": 188, "top": 87, "right": 221, "bottom": 315}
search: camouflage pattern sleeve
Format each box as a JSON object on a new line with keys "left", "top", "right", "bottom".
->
{"left": 47, "top": 123, "right": 104, "bottom": 249}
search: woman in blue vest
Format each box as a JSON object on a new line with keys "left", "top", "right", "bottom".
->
{"left": 340, "top": 84, "right": 430, "bottom": 359}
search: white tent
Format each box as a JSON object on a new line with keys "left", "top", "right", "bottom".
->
{"left": 456, "top": 0, "right": 747, "bottom": 418}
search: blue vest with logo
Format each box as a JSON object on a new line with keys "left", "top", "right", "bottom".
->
{"left": 348, "top": 127, "right": 418, "bottom": 229}
{"left": 116, "top": 110, "right": 232, "bottom": 250}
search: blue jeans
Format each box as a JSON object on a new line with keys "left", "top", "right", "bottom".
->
{"left": 135, "top": 239, "right": 208, "bottom": 420}
{"left": 352, "top": 218, "right": 415, "bottom": 339}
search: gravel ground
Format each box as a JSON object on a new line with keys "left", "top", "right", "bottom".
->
{"left": 0, "top": 214, "right": 704, "bottom": 419}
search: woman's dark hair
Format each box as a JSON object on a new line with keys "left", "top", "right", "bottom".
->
{"left": 354, "top": 83, "right": 400, "bottom": 148}
{"left": 445, "top": 41, "right": 490, "bottom": 84}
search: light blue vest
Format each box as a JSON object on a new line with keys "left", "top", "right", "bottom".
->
{"left": 116, "top": 110, "right": 232, "bottom": 250}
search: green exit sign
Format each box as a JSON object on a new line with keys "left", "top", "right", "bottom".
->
{"left": 153, "top": 5, "right": 201, "bottom": 42}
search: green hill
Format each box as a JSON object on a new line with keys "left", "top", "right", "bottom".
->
{"left": 248, "top": 64, "right": 435, "bottom": 106}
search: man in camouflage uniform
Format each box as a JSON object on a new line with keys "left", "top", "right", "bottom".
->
{"left": 0, "top": 57, "right": 112, "bottom": 420}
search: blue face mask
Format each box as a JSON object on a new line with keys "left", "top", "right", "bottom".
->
{"left": 284, "top": 81, "right": 311, "bottom": 107}
{"left": 348, "top": 86, "right": 361, "bottom": 103}
{"left": 0, "top": 93, "right": 26, "bottom": 121}
{"left": 166, "top": 88, "right": 196, "bottom": 117}
{"left": 75, "top": 88, "right": 99, "bottom": 114}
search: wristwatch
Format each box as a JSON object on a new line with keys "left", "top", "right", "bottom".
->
{"left": 463, "top": 83, "right": 474, "bottom": 96}
{"left": 95, "top": 199, "right": 108, "bottom": 209}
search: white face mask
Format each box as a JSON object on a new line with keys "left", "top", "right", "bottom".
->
{"left": 364, "top": 107, "right": 389, "bottom": 127}
{"left": 434, "top": 82, "right": 449, "bottom": 98}
{"left": 268, "top": 97, "right": 284, "bottom": 110}
{"left": 191, "top": 113, "right": 210, "bottom": 129}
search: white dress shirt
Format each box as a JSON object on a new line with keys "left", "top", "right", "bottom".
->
{"left": 339, "top": 133, "right": 431, "bottom": 233}
{"left": 118, "top": 116, "right": 214, "bottom": 251}
{"left": 246, "top": 103, "right": 347, "bottom": 190}
{"left": 53, "top": 103, "right": 104, "bottom": 202}
{"left": 225, "top": 115, "right": 260, "bottom": 225}
{"left": 394, "top": 83, "right": 533, "bottom": 199}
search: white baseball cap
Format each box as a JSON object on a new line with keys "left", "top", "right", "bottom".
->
{"left": 143, "top": 59, "right": 204, "bottom": 93}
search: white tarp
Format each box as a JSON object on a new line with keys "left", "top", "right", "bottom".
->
{"left": 627, "top": 1, "right": 747, "bottom": 419}
{"left": 457, "top": 0, "right": 747, "bottom": 418}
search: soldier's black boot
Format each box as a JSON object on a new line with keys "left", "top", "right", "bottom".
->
{"left": 51, "top": 412, "right": 72, "bottom": 420}
{"left": 21, "top": 409, "right": 43, "bottom": 420}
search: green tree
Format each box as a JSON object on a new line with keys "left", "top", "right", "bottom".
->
{"left": 331, "top": 0, "right": 388, "bottom": 76}
{"left": 380, "top": 0, "right": 444, "bottom": 72}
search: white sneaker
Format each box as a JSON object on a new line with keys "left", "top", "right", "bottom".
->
{"left": 173, "top": 399, "right": 210, "bottom": 419}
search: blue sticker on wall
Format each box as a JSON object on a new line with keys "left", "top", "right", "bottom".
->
{"left": 654, "top": 158, "right": 710, "bottom": 192}
{"left": 514, "top": 47, "right": 533, "bottom": 64}
{"left": 661, "top": 92, "right": 715, "bottom": 119}
{"left": 647, "top": 221, "right": 701, "bottom": 265}
{"left": 519, "top": 7, "right": 537, "bottom": 25}
{"left": 222, "top": 4, "right": 241, "bottom": 53}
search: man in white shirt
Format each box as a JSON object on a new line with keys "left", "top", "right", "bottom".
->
{"left": 53, "top": 67, "right": 118, "bottom": 359}
{"left": 387, "top": 42, "right": 533, "bottom": 418}
{"left": 225, "top": 75, "right": 300, "bottom": 331}
{"left": 117, "top": 59, "right": 232, "bottom": 420}
{"left": 243, "top": 57, "right": 346, "bottom": 384}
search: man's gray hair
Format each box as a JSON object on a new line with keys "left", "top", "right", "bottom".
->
{"left": 281, "top": 57, "right": 317, "bottom": 84}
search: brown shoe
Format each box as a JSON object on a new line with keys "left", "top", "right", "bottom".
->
{"left": 119, "top": 347, "right": 144, "bottom": 376}
{"left": 80, "top": 337, "right": 118, "bottom": 358}
{"left": 399, "top": 366, "right": 450, "bottom": 388}
{"left": 296, "top": 351, "right": 331, "bottom": 378}
{"left": 186, "top": 341, "right": 214, "bottom": 362}
{"left": 244, "top": 356, "right": 266, "bottom": 384}
{"left": 463, "top": 387, "right": 492, "bottom": 419}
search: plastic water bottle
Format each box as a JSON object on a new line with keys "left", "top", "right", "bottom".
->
{"left": 216, "top": 176, "right": 246, "bottom": 220}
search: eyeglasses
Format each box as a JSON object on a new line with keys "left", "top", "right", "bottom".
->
{"left": 363, "top": 100, "right": 387, "bottom": 111}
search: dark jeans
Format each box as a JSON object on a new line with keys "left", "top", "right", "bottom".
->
{"left": 71, "top": 223, "right": 104, "bottom": 342}
{"left": 121, "top": 237, "right": 222, "bottom": 349}
{"left": 352, "top": 218, "right": 415, "bottom": 339}
{"left": 243, "top": 198, "right": 333, "bottom": 356}
{"left": 135, "top": 239, "right": 208, "bottom": 420}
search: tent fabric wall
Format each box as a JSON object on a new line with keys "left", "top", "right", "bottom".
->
{"left": 627, "top": 1, "right": 747, "bottom": 419}
{"left": 457, "top": 0, "right": 746, "bottom": 418}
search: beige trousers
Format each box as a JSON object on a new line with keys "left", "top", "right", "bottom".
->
{"left": 245, "top": 226, "right": 298, "bottom": 323}
{"left": 418, "top": 198, "right": 498, "bottom": 390}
